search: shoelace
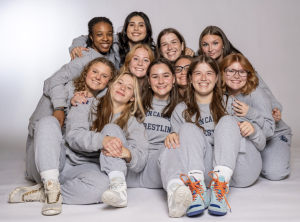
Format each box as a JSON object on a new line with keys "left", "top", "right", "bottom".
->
{"left": 180, "top": 174, "right": 204, "bottom": 202}
{"left": 46, "top": 183, "right": 60, "bottom": 204}
{"left": 110, "top": 182, "right": 125, "bottom": 191}
{"left": 23, "top": 188, "right": 42, "bottom": 202}
{"left": 208, "top": 171, "right": 231, "bottom": 211}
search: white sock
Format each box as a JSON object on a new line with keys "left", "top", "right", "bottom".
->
{"left": 40, "top": 169, "right": 59, "bottom": 183}
{"left": 167, "top": 179, "right": 184, "bottom": 191}
{"left": 213, "top": 166, "right": 233, "bottom": 182}
{"left": 108, "top": 171, "right": 125, "bottom": 181}
{"left": 188, "top": 170, "right": 204, "bottom": 182}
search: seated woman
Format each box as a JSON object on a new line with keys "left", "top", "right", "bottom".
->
{"left": 101, "top": 58, "right": 179, "bottom": 207}
{"left": 155, "top": 28, "right": 194, "bottom": 65}
{"left": 8, "top": 71, "right": 147, "bottom": 216}
{"left": 219, "top": 53, "right": 292, "bottom": 180}
{"left": 161, "top": 55, "right": 267, "bottom": 217}
{"left": 173, "top": 55, "right": 193, "bottom": 101}
{"left": 119, "top": 43, "right": 154, "bottom": 86}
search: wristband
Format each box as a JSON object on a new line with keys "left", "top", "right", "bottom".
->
{"left": 54, "top": 107, "right": 64, "bottom": 111}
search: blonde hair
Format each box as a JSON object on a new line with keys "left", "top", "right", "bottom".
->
{"left": 92, "top": 71, "right": 145, "bottom": 133}
{"left": 220, "top": 53, "right": 258, "bottom": 95}
{"left": 119, "top": 43, "right": 155, "bottom": 75}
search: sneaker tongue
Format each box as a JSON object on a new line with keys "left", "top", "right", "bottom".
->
{"left": 111, "top": 177, "right": 124, "bottom": 184}
{"left": 47, "top": 180, "right": 54, "bottom": 190}
{"left": 218, "top": 176, "right": 225, "bottom": 183}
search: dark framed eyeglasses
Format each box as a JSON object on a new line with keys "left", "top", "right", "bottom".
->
{"left": 174, "top": 65, "right": 190, "bottom": 73}
{"left": 225, "top": 68, "right": 249, "bottom": 77}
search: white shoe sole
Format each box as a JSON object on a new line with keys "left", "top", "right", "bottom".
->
{"left": 42, "top": 208, "right": 61, "bottom": 216}
{"left": 8, "top": 184, "right": 43, "bottom": 203}
{"left": 169, "top": 186, "right": 192, "bottom": 218}
{"left": 101, "top": 190, "right": 127, "bottom": 208}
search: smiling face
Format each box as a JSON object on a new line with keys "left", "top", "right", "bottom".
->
{"left": 201, "top": 34, "right": 224, "bottom": 63}
{"left": 90, "top": 22, "right": 113, "bottom": 54}
{"left": 224, "top": 62, "right": 247, "bottom": 96}
{"left": 160, "top": 33, "right": 184, "bottom": 62}
{"left": 85, "top": 62, "right": 112, "bottom": 95}
{"left": 174, "top": 58, "right": 191, "bottom": 89}
{"left": 128, "top": 47, "right": 151, "bottom": 78}
{"left": 191, "top": 62, "right": 218, "bottom": 103}
{"left": 126, "top": 16, "right": 147, "bottom": 44}
{"left": 111, "top": 74, "right": 135, "bottom": 105}
{"left": 148, "top": 63, "right": 175, "bottom": 100}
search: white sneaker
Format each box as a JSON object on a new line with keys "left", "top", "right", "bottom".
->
{"left": 101, "top": 177, "right": 127, "bottom": 207}
{"left": 42, "top": 180, "right": 63, "bottom": 216}
{"left": 8, "top": 183, "right": 45, "bottom": 203}
{"left": 167, "top": 183, "right": 192, "bottom": 218}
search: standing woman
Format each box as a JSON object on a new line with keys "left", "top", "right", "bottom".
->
{"left": 161, "top": 55, "right": 266, "bottom": 217}
{"left": 8, "top": 58, "right": 117, "bottom": 215}
{"left": 220, "top": 53, "right": 292, "bottom": 181}
{"left": 174, "top": 55, "right": 194, "bottom": 100}
{"left": 69, "top": 11, "right": 155, "bottom": 68}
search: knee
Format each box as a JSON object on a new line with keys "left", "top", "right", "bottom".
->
{"left": 102, "top": 124, "right": 124, "bottom": 139}
{"left": 261, "top": 164, "right": 290, "bottom": 181}
{"left": 178, "top": 123, "right": 204, "bottom": 138}
{"left": 36, "top": 116, "right": 60, "bottom": 132}
{"left": 215, "top": 115, "right": 239, "bottom": 134}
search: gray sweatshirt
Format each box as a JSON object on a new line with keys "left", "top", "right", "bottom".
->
{"left": 43, "top": 47, "right": 118, "bottom": 110}
{"left": 224, "top": 86, "right": 275, "bottom": 140}
{"left": 143, "top": 97, "right": 171, "bottom": 156}
{"left": 171, "top": 101, "right": 266, "bottom": 151}
{"left": 69, "top": 35, "right": 121, "bottom": 68}
{"left": 28, "top": 81, "right": 107, "bottom": 137}
{"left": 64, "top": 97, "right": 149, "bottom": 172}
{"left": 256, "top": 72, "right": 283, "bottom": 111}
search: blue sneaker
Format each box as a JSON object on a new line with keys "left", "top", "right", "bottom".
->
{"left": 180, "top": 174, "right": 209, "bottom": 217}
{"left": 208, "top": 172, "right": 231, "bottom": 216}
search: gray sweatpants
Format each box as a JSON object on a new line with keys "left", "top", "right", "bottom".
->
{"left": 159, "top": 116, "right": 262, "bottom": 190}
{"left": 25, "top": 115, "right": 109, "bottom": 204}
{"left": 261, "top": 134, "right": 292, "bottom": 181}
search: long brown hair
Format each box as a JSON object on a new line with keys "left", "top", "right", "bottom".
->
{"left": 183, "top": 55, "right": 227, "bottom": 131}
{"left": 198, "top": 26, "right": 241, "bottom": 61}
{"left": 73, "top": 57, "right": 117, "bottom": 93}
{"left": 155, "top": 28, "right": 186, "bottom": 60}
{"left": 220, "top": 53, "right": 259, "bottom": 95}
{"left": 142, "top": 58, "right": 179, "bottom": 118}
{"left": 92, "top": 72, "right": 145, "bottom": 132}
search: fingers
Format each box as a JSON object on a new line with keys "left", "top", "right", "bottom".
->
{"left": 185, "top": 48, "right": 194, "bottom": 57}
{"left": 82, "top": 47, "right": 90, "bottom": 52}
{"left": 164, "top": 137, "right": 171, "bottom": 149}
{"left": 239, "top": 122, "right": 254, "bottom": 137}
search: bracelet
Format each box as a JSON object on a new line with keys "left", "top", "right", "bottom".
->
{"left": 54, "top": 107, "right": 64, "bottom": 111}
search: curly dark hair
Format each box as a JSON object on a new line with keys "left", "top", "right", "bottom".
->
{"left": 86, "top": 17, "right": 114, "bottom": 48}
{"left": 117, "top": 11, "right": 155, "bottom": 65}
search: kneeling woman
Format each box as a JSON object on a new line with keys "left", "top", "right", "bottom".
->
{"left": 161, "top": 55, "right": 266, "bottom": 217}
{"left": 9, "top": 72, "right": 147, "bottom": 216}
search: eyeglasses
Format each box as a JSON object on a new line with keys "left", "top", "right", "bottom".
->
{"left": 174, "top": 65, "right": 190, "bottom": 73}
{"left": 225, "top": 68, "right": 249, "bottom": 77}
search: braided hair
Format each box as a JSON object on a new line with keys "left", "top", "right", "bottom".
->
{"left": 86, "top": 17, "right": 114, "bottom": 48}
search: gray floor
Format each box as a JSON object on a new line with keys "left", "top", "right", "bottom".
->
{"left": 1, "top": 143, "right": 300, "bottom": 221}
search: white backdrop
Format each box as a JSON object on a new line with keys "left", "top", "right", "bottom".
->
{"left": 0, "top": 0, "right": 299, "bottom": 151}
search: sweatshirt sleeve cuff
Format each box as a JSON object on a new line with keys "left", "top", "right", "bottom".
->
{"left": 126, "top": 149, "right": 138, "bottom": 170}
{"left": 52, "top": 99, "right": 67, "bottom": 109}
